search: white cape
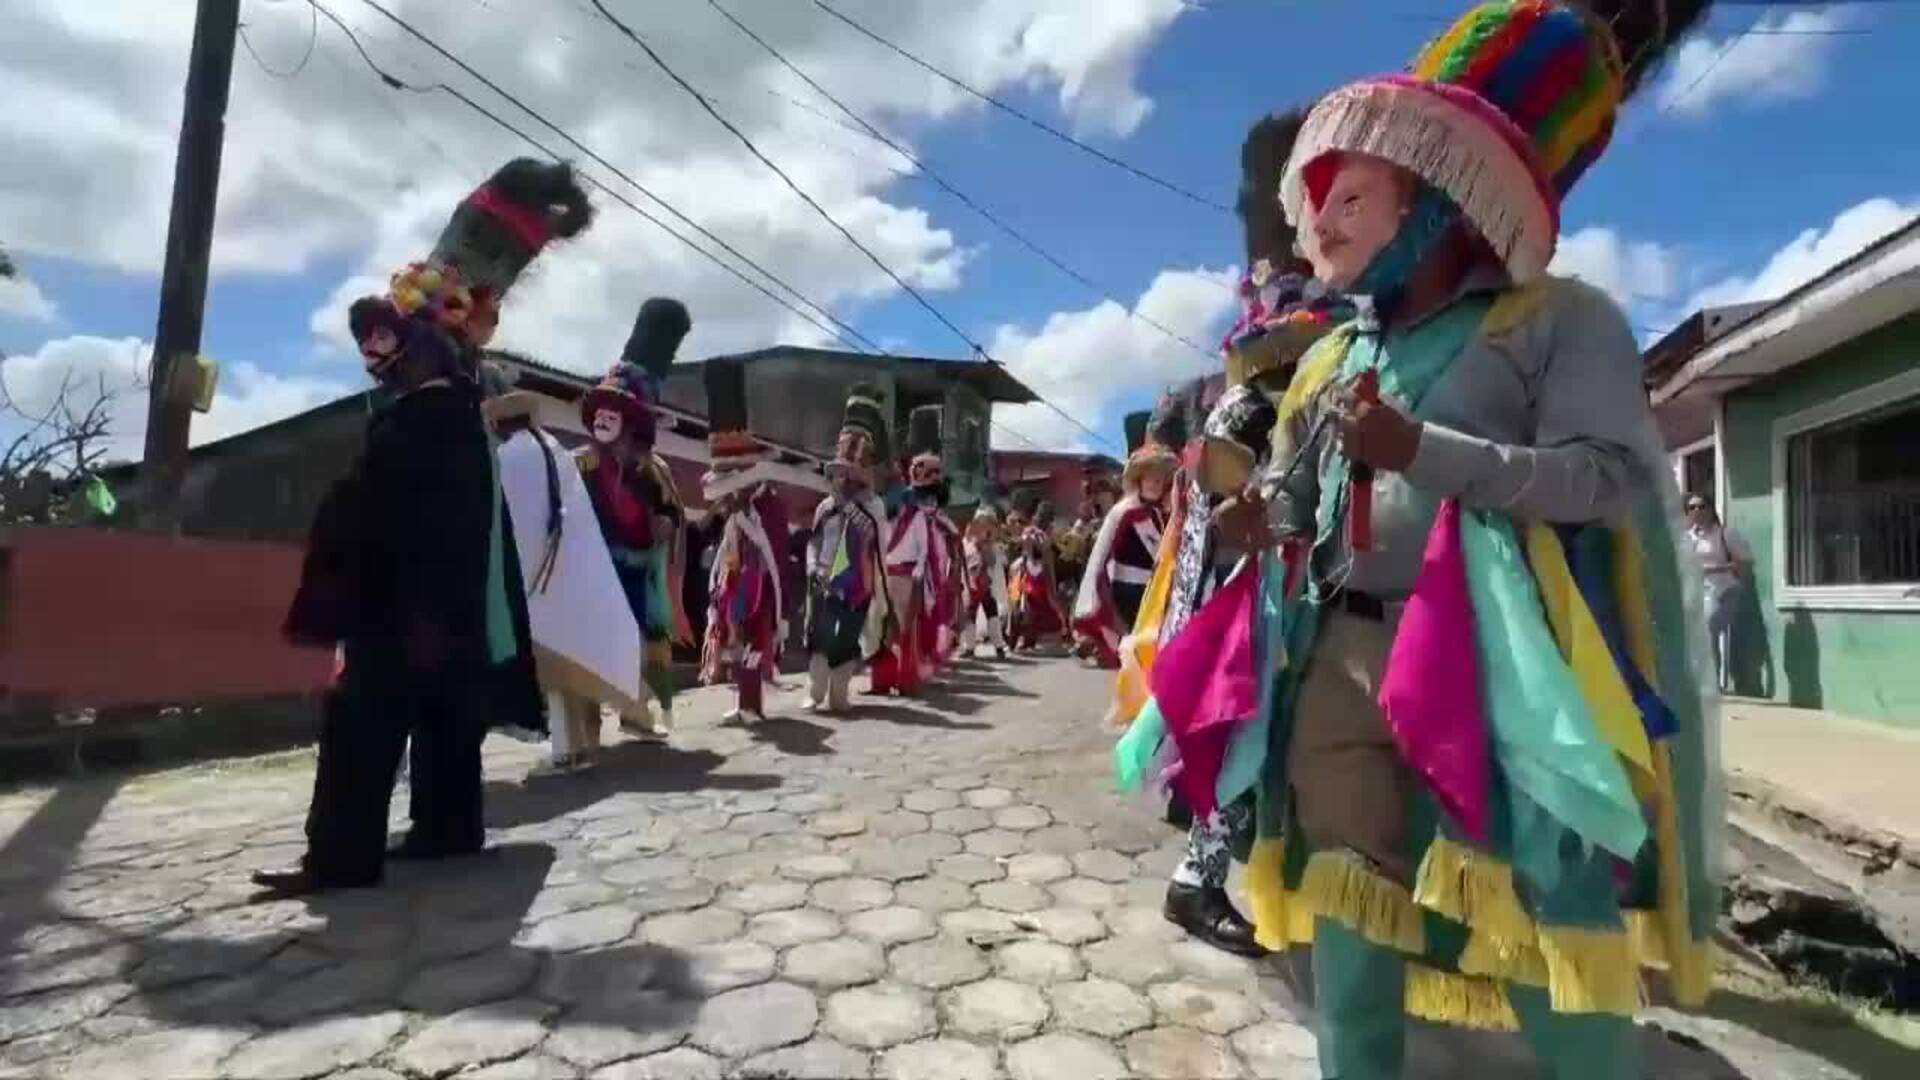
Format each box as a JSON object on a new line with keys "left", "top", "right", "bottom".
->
{"left": 498, "top": 428, "right": 645, "bottom": 713}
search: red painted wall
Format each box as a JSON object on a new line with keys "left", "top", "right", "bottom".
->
{"left": 0, "top": 528, "right": 333, "bottom": 711}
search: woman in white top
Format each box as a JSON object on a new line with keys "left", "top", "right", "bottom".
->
{"left": 1687, "top": 495, "right": 1751, "bottom": 692}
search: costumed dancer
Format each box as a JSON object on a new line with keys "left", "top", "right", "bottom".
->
{"left": 1208, "top": 5, "right": 1722, "bottom": 1075}
{"left": 574, "top": 298, "right": 693, "bottom": 742}
{"left": 804, "top": 384, "right": 894, "bottom": 713}
{"left": 1071, "top": 415, "right": 1178, "bottom": 669}
{"left": 1007, "top": 515, "right": 1066, "bottom": 652}
{"left": 1108, "top": 109, "right": 1355, "bottom": 957}
{"left": 960, "top": 507, "right": 1010, "bottom": 659}
{"left": 929, "top": 476, "right": 966, "bottom": 671}
{"left": 869, "top": 410, "right": 944, "bottom": 696}
{"left": 699, "top": 358, "right": 790, "bottom": 723}
{"left": 1055, "top": 499, "right": 1097, "bottom": 654}
{"left": 484, "top": 368, "right": 645, "bottom": 775}
{"left": 259, "top": 159, "right": 589, "bottom": 896}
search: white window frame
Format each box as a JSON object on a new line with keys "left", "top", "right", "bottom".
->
{"left": 1671, "top": 435, "right": 1717, "bottom": 514}
{"left": 1771, "top": 365, "right": 1920, "bottom": 612}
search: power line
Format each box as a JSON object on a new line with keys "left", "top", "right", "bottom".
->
{"left": 349, "top": 0, "right": 884, "bottom": 355}
{"left": 239, "top": 0, "right": 319, "bottom": 79}
{"left": 810, "top": 0, "right": 1232, "bottom": 217}
{"left": 313, "top": 1, "right": 878, "bottom": 355}
{"left": 703, "top": 0, "right": 1223, "bottom": 360}
{"left": 312, "top": 2, "right": 1116, "bottom": 452}
{"left": 584, "top": 2, "right": 984, "bottom": 357}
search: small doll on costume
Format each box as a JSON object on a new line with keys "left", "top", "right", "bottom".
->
{"left": 804, "top": 385, "right": 893, "bottom": 713}
{"left": 574, "top": 298, "right": 693, "bottom": 741}
{"left": 960, "top": 507, "right": 1011, "bottom": 659}
{"left": 1072, "top": 418, "right": 1178, "bottom": 670}
{"left": 698, "top": 359, "right": 789, "bottom": 723}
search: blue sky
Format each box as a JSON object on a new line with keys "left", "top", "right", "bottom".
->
{"left": 3, "top": 1, "right": 1916, "bottom": 459}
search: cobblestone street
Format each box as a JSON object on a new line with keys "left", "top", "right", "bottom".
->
{"left": 0, "top": 655, "right": 1820, "bottom": 1078}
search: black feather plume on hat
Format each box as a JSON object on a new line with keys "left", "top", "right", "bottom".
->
{"left": 1238, "top": 107, "right": 1312, "bottom": 272}
{"left": 1574, "top": 0, "right": 1712, "bottom": 97}
{"left": 621, "top": 297, "right": 691, "bottom": 382}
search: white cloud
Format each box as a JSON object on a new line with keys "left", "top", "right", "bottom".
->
{"left": 1686, "top": 196, "right": 1920, "bottom": 310}
{"left": 988, "top": 265, "right": 1238, "bottom": 452}
{"left": 0, "top": 274, "right": 58, "bottom": 322}
{"left": 0, "top": 335, "right": 351, "bottom": 468}
{"left": 0, "top": 0, "right": 1192, "bottom": 380}
{"left": 1549, "top": 227, "right": 1680, "bottom": 308}
{"left": 1653, "top": 9, "right": 1850, "bottom": 117}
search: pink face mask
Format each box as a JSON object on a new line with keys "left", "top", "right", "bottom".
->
{"left": 1298, "top": 155, "right": 1412, "bottom": 291}
{"left": 591, "top": 408, "right": 624, "bottom": 446}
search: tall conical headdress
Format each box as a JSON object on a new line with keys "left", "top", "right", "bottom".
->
{"left": 835, "top": 382, "right": 890, "bottom": 467}
{"left": 621, "top": 297, "right": 692, "bottom": 384}
{"left": 431, "top": 158, "right": 593, "bottom": 297}
{"left": 702, "top": 358, "right": 766, "bottom": 499}
{"left": 907, "top": 405, "right": 944, "bottom": 487}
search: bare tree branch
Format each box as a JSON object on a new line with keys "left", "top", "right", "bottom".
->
{"left": 0, "top": 355, "right": 132, "bottom": 524}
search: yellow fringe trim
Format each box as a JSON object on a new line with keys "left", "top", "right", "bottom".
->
{"left": 1244, "top": 839, "right": 1295, "bottom": 952}
{"left": 1404, "top": 965, "right": 1521, "bottom": 1032}
{"left": 1458, "top": 929, "right": 1549, "bottom": 986}
{"left": 1537, "top": 926, "right": 1644, "bottom": 1016}
{"left": 1412, "top": 837, "right": 1536, "bottom": 943}
{"left": 1298, "top": 850, "right": 1426, "bottom": 955}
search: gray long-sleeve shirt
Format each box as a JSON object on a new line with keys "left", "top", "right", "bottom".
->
{"left": 1263, "top": 275, "right": 1650, "bottom": 599}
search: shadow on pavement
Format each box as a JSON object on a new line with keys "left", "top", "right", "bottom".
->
{"left": 847, "top": 702, "right": 991, "bottom": 731}
{"left": 735, "top": 715, "right": 836, "bottom": 758}
{"left": 0, "top": 777, "right": 128, "bottom": 960}
{"left": 111, "top": 842, "right": 704, "bottom": 1045}
{"left": 486, "top": 745, "right": 781, "bottom": 830}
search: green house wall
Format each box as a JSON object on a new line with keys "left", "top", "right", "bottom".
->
{"left": 1719, "top": 312, "right": 1920, "bottom": 728}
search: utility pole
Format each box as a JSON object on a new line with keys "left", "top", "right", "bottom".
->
{"left": 138, "top": 0, "right": 241, "bottom": 531}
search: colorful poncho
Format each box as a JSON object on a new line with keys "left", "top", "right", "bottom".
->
{"left": 1114, "top": 280, "right": 1720, "bottom": 1028}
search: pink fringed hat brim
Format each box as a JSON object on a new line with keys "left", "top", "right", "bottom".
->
{"left": 1281, "top": 77, "right": 1560, "bottom": 284}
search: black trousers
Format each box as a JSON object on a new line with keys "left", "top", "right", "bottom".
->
{"left": 304, "top": 647, "right": 485, "bottom": 886}
{"left": 806, "top": 589, "right": 869, "bottom": 669}
{"left": 1114, "top": 581, "right": 1147, "bottom": 629}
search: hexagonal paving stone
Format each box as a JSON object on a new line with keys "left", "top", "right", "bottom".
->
{"left": 992, "top": 940, "right": 1084, "bottom": 986}
{"left": 846, "top": 905, "right": 940, "bottom": 946}
{"left": 224, "top": 1011, "right": 407, "bottom": 1080}
{"left": 879, "top": 1038, "right": 1000, "bottom": 1080}
{"left": 893, "top": 876, "right": 976, "bottom": 913}
{"left": 931, "top": 774, "right": 984, "bottom": 791}
{"left": 754, "top": 832, "right": 830, "bottom": 857}
{"left": 1005, "top": 1033, "right": 1128, "bottom": 1080}
{"left": 1082, "top": 937, "right": 1176, "bottom": 986}
{"left": 818, "top": 982, "right": 946, "bottom": 1059}
{"left": 1148, "top": 981, "right": 1260, "bottom": 1035}
{"left": 961, "top": 830, "right": 1024, "bottom": 858}
{"left": 1047, "top": 978, "right": 1155, "bottom": 1038}
{"left": 642, "top": 907, "right": 745, "bottom": 949}
{"left": 1003, "top": 854, "right": 1071, "bottom": 884}
{"left": 719, "top": 879, "right": 811, "bottom": 915}
{"left": 1024, "top": 825, "right": 1094, "bottom": 856}
{"left": 901, "top": 791, "right": 960, "bottom": 814}
{"left": 56, "top": 1029, "right": 251, "bottom": 1080}
{"left": 991, "top": 806, "right": 1052, "bottom": 832}
{"left": 929, "top": 808, "right": 993, "bottom": 834}
{"left": 400, "top": 947, "right": 539, "bottom": 1013}
{"left": 811, "top": 877, "right": 894, "bottom": 914}
{"left": 849, "top": 846, "right": 934, "bottom": 883}
{"left": 524, "top": 882, "right": 619, "bottom": 922}
{"left": 1069, "top": 849, "right": 1136, "bottom": 884}
{"left": 748, "top": 908, "right": 842, "bottom": 949}
{"left": 1048, "top": 878, "right": 1119, "bottom": 910}
{"left": 781, "top": 855, "right": 855, "bottom": 882}
{"left": 785, "top": 937, "right": 888, "bottom": 989}
{"left": 868, "top": 811, "right": 932, "bottom": 837}
{"left": 889, "top": 832, "right": 964, "bottom": 861}
{"left": 250, "top": 956, "right": 402, "bottom": 1024}
{"left": 1124, "top": 1027, "right": 1243, "bottom": 1079}
{"left": 778, "top": 792, "right": 842, "bottom": 815}
{"left": 392, "top": 1000, "right": 557, "bottom": 1078}
{"left": 1231, "top": 1021, "right": 1320, "bottom": 1079}
{"left": 603, "top": 856, "right": 695, "bottom": 888}
{"left": 961, "top": 787, "right": 1015, "bottom": 810}
{"left": 691, "top": 981, "right": 819, "bottom": 1057}
{"left": 941, "top": 978, "right": 1049, "bottom": 1041}
{"left": 514, "top": 904, "right": 639, "bottom": 952}
{"left": 687, "top": 941, "right": 779, "bottom": 994}
{"left": 938, "top": 908, "right": 1022, "bottom": 946}
{"left": 545, "top": 1013, "right": 686, "bottom": 1070}
{"left": 933, "top": 854, "right": 1004, "bottom": 885}
{"left": 740, "top": 1038, "right": 874, "bottom": 1079}
{"left": 625, "top": 880, "right": 722, "bottom": 918}
{"left": 698, "top": 852, "right": 788, "bottom": 887}
{"left": 462, "top": 1055, "right": 582, "bottom": 1079}
{"left": 809, "top": 812, "right": 868, "bottom": 838}
{"left": 1104, "top": 906, "right": 1185, "bottom": 943}
{"left": 888, "top": 937, "right": 991, "bottom": 990}
{"left": 1014, "top": 907, "right": 1108, "bottom": 947}
{"left": 600, "top": 1046, "right": 724, "bottom": 1080}
{"left": 1166, "top": 938, "right": 1260, "bottom": 988}
{"left": 677, "top": 831, "right": 752, "bottom": 859}
{"left": 728, "top": 792, "right": 782, "bottom": 814}
{"left": 974, "top": 881, "right": 1050, "bottom": 914}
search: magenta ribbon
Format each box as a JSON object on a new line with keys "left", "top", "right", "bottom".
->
{"left": 1378, "top": 498, "right": 1491, "bottom": 841}
{"left": 1151, "top": 564, "right": 1263, "bottom": 821}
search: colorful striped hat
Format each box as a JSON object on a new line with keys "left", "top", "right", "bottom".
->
{"left": 1282, "top": 1, "right": 1706, "bottom": 283}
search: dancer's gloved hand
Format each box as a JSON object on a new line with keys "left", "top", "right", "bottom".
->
{"left": 1213, "top": 487, "right": 1277, "bottom": 551}
{"left": 1331, "top": 385, "right": 1423, "bottom": 472}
